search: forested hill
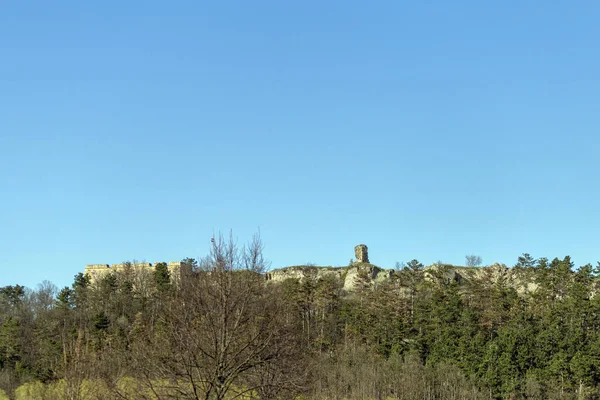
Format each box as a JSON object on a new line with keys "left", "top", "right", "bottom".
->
{"left": 1, "top": 249, "right": 600, "bottom": 399}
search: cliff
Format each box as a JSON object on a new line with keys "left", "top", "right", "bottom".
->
{"left": 266, "top": 262, "right": 538, "bottom": 294}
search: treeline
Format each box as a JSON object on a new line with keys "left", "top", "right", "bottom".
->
{"left": 1, "top": 239, "right": 600, "bottom": 399}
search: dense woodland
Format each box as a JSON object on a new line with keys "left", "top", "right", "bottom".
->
{"left": 2, "top": 237, "right": 600, "bottom": 399}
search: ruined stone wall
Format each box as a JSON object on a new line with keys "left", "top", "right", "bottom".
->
{"left": 84, "top": 261, "right": 190, "bottom": 284}
{"left": 354, "top": 244, "right": 369, "bottom": 263}
{"left": 84, "top": 264, "right": 112, "bottom": 284}
{"left": 167, "top": 261, "right": 191, "bottom": 282}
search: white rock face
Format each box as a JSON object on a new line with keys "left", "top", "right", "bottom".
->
{"left": 266, "top": 262, "right": 539, "bottom": 295}
{"left": 265, "top": 263, "right": 394, "bottom": 292}
{"left": 267, "top": 266, "right": 346, "bottom": 284}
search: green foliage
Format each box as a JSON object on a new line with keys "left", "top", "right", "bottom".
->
{"left": 5, "top": 252, "right": 600, "bottom": 398}
{"left": 515, "top": 252, "right": 537, "bottom": 269}
{"left": 0, "top": 317, "right": 21, "bottom": 370}
{"left": 93, "top": 312, "right": 109, "bottom": 332}
{"left": 56, "top": 287, "right": 72, "bottom": 308}
{"left": 0, "top": 285, "right": 24, "bottom": 306}
{"left": 153, "top": 262, "right": 171, "bottom": 293}
{"left": 181, "top": 257, "right": 198, "bottom": 271}
{"left": 72, "top": 272, "right": 90, "bottom": 291}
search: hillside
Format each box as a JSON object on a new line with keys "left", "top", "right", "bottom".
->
{"left": 1, "top": 242, "right": 597, "bottom": 399}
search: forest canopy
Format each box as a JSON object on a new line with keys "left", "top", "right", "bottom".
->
{"left": 1, "top": 238, "right": 600, "bottom": 399}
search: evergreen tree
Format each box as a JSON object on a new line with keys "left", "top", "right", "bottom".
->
{"left": 153, "top": 262, "right": 171, "bottom": 293}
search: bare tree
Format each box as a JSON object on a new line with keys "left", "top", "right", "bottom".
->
{"left": 129, "top": 232, "right": 303, "bottom": 400}
{"left": 465, "top": 254, "right": 482, "bottom": 267}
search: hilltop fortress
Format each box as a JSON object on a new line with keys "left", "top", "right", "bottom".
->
{"left": 84, "top": 261, "right": 191, "bottom": 284}
{"left": 84, "top": 244, "right": 535, "bottom": 294}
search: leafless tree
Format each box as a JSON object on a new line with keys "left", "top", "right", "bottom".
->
{"left": 129, "top": 232, "right": 304, "bottom": 400}
{"left": 465, "top": 254, "right": 483, "bottom": 267}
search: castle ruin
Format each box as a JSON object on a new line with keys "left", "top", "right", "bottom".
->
{"left": 84, "top": 261, "right": 191, "bottom": 284}
{"left": 354, "top": 244, "right": 369, "bottom": 263}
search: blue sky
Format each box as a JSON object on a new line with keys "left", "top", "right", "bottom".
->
{"left": 1, "top": 1, "right": 599, "bottom": 290}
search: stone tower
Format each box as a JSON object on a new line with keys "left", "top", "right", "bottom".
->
{"left": 354, "top": 244, "right": 369, "bottom": 263}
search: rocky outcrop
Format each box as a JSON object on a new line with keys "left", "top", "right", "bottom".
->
{"left": 265, "top": 244, "right": 383, "bottom": 291}
{"left": 266, "top": 266, "right": 346, "bottom": 285}
{"left": 343, "top": 263, "right": 394, "bottom": 291}
{"left": 462, "top": 263, "right": 538, "bottom": 294}
{"left": 266, "top": 263, "right": 393, "bottom": 291}
{"left": 266, "top": 262, "right": 538, "bottom": 295}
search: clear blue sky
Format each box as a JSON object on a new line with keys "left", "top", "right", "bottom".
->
{"left": 1, "top": 1, "right": 599, "bottom": 290}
